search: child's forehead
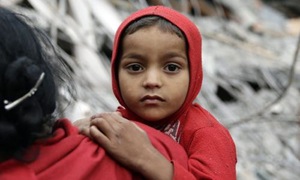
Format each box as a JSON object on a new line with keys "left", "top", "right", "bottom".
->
{"left": 124, "top": 16, "right": 186, "bottom": 41}
{"left": 126, "top": 15, "right": 181, "bottom": 31}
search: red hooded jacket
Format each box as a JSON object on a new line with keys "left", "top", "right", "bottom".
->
{"left": 111, "top": 6, "right": 237, "bottom": 180}
{"left": 0, "top": 119, "right": 188, "bottom": 180}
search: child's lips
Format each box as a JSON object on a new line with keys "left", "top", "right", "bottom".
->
{"left": 140, "top": 95, "right": 165, "bottom": 104}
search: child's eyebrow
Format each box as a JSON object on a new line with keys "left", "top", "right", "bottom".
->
{"left": 162, "top": 52, "right": 188, "bottom": 61}
{"left": 121, "top": 52, "right": 145, "bottom": 60}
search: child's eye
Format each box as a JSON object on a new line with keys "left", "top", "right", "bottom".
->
{"left": 126, "top": 63, "right": 144, "bottom": 72}
{"left": 164, "top": 63, "right": 180, "bottom": 73}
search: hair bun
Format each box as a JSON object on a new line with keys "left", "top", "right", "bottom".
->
{"left": 1, "top": 56, "right": 46, "bottom": 157}
{"left": 4, "top": 56, "right": 43, "bottom": 102}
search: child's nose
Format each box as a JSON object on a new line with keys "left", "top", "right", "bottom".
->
{"left": 142, "top": 69, "right": 162, "bottom": 89}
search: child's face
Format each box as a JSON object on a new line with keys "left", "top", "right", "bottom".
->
{"left": 118, "top": 26, "right": 189, "bottom": 122}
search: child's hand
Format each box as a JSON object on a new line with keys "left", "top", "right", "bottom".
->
{"left": 89, "top": 112, "right": 173, "bottom": 180}
{"left": 72, "top": 112, "right": 122, "bottom": 138}
{"left": 89, "top": 112, "right": 151, "bottom": 169}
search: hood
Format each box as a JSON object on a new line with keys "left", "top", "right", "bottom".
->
{"left": 111, "top": 5, "right": 202, "bottom": 124}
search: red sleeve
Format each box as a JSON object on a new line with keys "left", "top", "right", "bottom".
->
{"left": 184, "top": 127, "right": 237, "bottom": 180}
{"left": 135, "top": 121, "right": 188, "bottom": 166}
{"left": 171, "top": 160, "right": 196, "bottom": 180}
{"left": 134, "top": 121, "right": 197, "bottom": 179}
{"left": 171, "top": 105, "right": 237, "bottom": 180}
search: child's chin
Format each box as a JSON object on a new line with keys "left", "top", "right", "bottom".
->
{"left": 140, "top": 114, "right": 168, "bottom": 123}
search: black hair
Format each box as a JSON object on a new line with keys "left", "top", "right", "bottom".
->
{"left": 124, "top": 16, "right": 185, "bottom": 39}
{"left": 0, "top": 7, "right": 73, "bottom": 161}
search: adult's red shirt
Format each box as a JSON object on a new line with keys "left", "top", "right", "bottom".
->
{"left": 0, "top": 119, "right": 188, "bottom": 180}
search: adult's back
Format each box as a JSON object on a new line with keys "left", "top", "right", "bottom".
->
{"left": 0, "top": 119, "right": 187, "bottom": 180}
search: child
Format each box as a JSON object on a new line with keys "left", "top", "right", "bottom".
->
{"left": 0, "top": 7, "right": 189, "bottom": 180}
{"left": 79, "top": 5, "right": 237, "bottom": 180}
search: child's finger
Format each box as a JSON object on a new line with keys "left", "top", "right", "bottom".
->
{"left": 73, "top": 117, "right": 91, "bottom": 129}
{"left": 91, "top": 117, "right": 115, "bottom": 139}
{"left": 109, "top": 113, "right": 144, "bottom": 132}
{"left": 80, "top": 126, "right": 91, "bottom": 138}
{"left": 91, "top": 113, "right": 102, "bottom": 119}
{"left": 93, "top": 112, "right": 124, "bottom": 126}
{"left": 104, "top": 112, "right": 126, "bottom": 124}
{"left": 91, "top": 111, "right": 122, "bottom": 120}
{"left": 90, "top": 125, "right": 110, "bottom": 148}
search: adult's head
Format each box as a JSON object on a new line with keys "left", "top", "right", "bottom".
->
{"left": 0, "top": 7, "right": 69, "bottom": 161}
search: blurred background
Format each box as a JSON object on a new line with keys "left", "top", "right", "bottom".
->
{"left": 1, "top": 0, "right": 299, "bottom": 179}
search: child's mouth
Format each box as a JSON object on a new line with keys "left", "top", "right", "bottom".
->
{"left": 140, "top": 95, "right": 165, "bottom": 104}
